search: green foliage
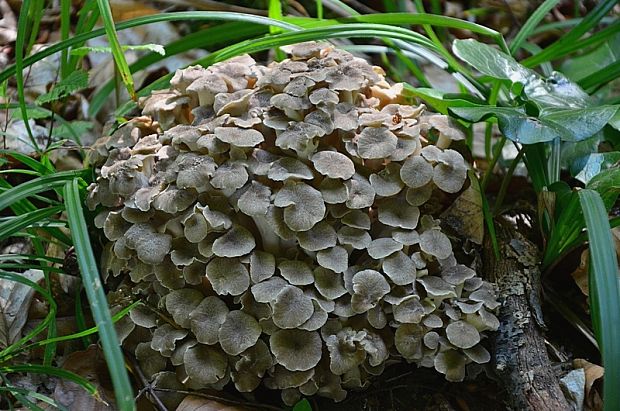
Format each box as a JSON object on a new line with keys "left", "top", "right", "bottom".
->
{"left": 63, "top": 179, "right": 135, "bottom": 411}
{"left": 95, "top": 0, "right": 135, "bottom": 99}
{"left": 293, "top": 399, "right": 313, "bottom": 411}
{"left": 35, "top": 70, "right": 89, "bottom": 105}
{"left": 579, "top": 190, "right": 620, "bottom": 409}
{"left": 450, "top": 105, "right": 618, "bottom": 144}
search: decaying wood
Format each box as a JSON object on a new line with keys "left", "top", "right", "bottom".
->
{"left": 485, "top": 218, "right": 570, "bottom": 411}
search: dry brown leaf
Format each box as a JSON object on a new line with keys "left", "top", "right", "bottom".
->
{"left": 52, "top": 345, "right": 116, "bottom": 410}
{"left": 574, "top": 358, "right": 604, "bottom": 411}
{"left": 571, "top": 250, "right": 589, "bottom": 297}
{"left": 0, "top": 269, "right": 44, "bottom": 349}
{"left": 611, "top": 227, "right": 620, "bottom": 256}
{"left": 110, "top": 0, "right": 159, "bottom": 21}
{"left": 440, "top": 183, "right": 484, "bottom": 244}
{"left": 0, "top": 0, "right": 17, "bottom": 44}
{"left": 176, "top": 395, "right": 255, "bottom": 411}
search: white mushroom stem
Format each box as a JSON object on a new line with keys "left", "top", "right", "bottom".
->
{"left": 436, "top": 132, "right": 452, "bottom": 149}
{"left": 252, "top": 214, "right": 280, "bottom": 255}
{"left": 339, "top": 90, "right": 353, "bottom": 104}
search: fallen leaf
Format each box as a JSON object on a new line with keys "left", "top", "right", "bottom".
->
{"left": 440, "top": 179, "right": 484, "bottom": 244}
{"left": 0, "top": 269, "right": 44, "bottom": 349}
{"left": 571, "top": 250, "right": 589, "bottom": 297}
{"left": 176, "top": 395, "right": 255, "bottom": 411}
{"left": 0, "top": 0, "right": 17, "bottom": 44}
{"left": 53, "top": 345, "right": 116, "bottom": 410}
{"left": 574, "top": 358, "right": 604, "bottom": 411}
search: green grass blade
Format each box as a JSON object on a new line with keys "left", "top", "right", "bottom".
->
{"left": 60, "top": 0, "right": 71, "bottom": 78}
{"left": 338, "top": 13, "right": 503, "bottom": 41}
{"left": 88, "top": 22, "right": 267, "bottom": 117}
{"left": 510, "top": 0, "right": 561, "bottom": 55}
{"left": 523, "top": 0, "right": 617, "bottom": 67}
{"left": 531, "top": 16, "right": 617, "bottom": 36}
{"left": 25, "top": 0, "right": 44, "bottom": 57}
{"left": 0, "top": 387, "right": 68, "bottom": 411}
{"left": 14, "top": 0, "right": 38, "bottom": 152}
{"left": 63, "top": 179, "right": 135, "bottom": 411}
{"left": 0, "top": 206, "right": 64, "bottom": 240}
{"left": 0, "top": 302, "right": 140, "bottom": 363}
{"left": 0, "top": 364, "right": 97, "bottom": 396}
{"left": 578, "top": 189, "right": 620, "bottom": 411}
{"left": 67, "top": 0, "right": 100, "bottom": 73}
{"left": 578, "top": 59, "right": 620, "bottom": 93}
{"left": 0, "top": 169, "right": 86, "bottom": 212}
{"left": 95, "top": 0, "right": 135, "bottom": 99}
{"left": 0, "top": 12, "right": 301, "bottom": 85}
{"left": 0, "top": 254, "right": 64, "bottom": 264}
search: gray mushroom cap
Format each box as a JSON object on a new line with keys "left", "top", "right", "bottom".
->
{"left": 311, "top": 151, "right": 356, "bottom": 180}
{"left": 270, "top": 329, "right": 323, "bottom": 371}
{"left": 218, "top": 310, "right": 262, "bottom": 355}
{"left": 351, "top": 270, "right": 390, "bottom": 313}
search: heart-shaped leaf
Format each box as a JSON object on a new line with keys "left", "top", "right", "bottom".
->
{"left": 450, "top": 105, "right": 618, "bottom": 144}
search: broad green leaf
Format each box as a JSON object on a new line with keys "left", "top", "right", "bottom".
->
{"left": 611, "top": 109, "right": 620, "bottom": 132}
{"left": 453, "top": 39, "right": 591, "bottom": 108}
{"left": 450, "top": 106, "right": 567, "bottom": 144}
{"left": 453, "top": 39, "right": 532, "bottom": 86}
{"left": 572, "top": 152, "right": 620, "bottom": 184}
{"left": 586, "top": 167, "right": 620, "bottom": 210}
{"left": 451, "top": 105, "right": 618, "bottom": 144}
{"left": 35, "top": 70, "right": 89, "bottom": 105}
{"left": 541, "top": 106, "right": 619, "bottom": 141}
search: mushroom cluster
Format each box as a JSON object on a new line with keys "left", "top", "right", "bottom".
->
{"left": 88, "top": 42, "right": 499, "bottom": 405}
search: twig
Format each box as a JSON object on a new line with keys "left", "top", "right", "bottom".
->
{"left": 124, "top": 349, "right": 168, "bottom": 411}
{"left": 152, "top": 388, "right": 283, "bottom": 411}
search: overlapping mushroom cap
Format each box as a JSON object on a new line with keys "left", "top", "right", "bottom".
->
{"left": 89, "top": 42, "right": 499, "bottom": 406}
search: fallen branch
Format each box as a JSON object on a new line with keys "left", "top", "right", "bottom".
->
{"left": 485, "top": 218, "right": 569, "bottom": 410}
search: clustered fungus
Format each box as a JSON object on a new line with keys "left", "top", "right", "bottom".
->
{"left": 89, "top": 42, "right": 499, "bottom": 406}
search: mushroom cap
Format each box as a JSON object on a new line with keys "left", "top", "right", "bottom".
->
{"left": 311, "top": 151, "right": 356, "bottom": 180}
{"left": 270, "top": 329, "right": 323, "bottom": 371}
{"left": 218, "top": 310, "right": 262, "bottom": 355}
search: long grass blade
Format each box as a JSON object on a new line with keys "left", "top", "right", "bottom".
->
{"left": 510, "top": 0, "right": 561, "bottom": 55}
{"left": 0, "top": 12, "right": 301, "bottom": 84}
{"left": 578, "top": 189, "right": 620, "bottom": 411}
{"left": 88, "top": 22, "right": 267, "bottom": 117}
{"left": 63, "top": 179, "right": 135, "bottom": 411}
{"left": 95, "top": 0, "right": 135, "bottom": 99}
{"left": 0, "top": 364, "right": 97, "bottom": 395}
{"left": 523, "top": 0, "right": 617, "bottom": 66}
{"left": 0, "top": 169, "right": 86, "bottom": 212}
{"left": 0, "top": 206, "right": 64, "bottom": 240}
{"left": 14, "top": 0, "right": 38, "bottom": 152}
